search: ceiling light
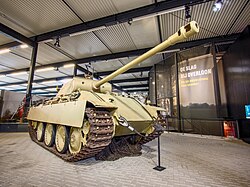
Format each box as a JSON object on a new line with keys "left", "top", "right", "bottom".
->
{"left": 35, "top": 67, "right": 55, "bottom": 73}
{"left": 8, "top": 71, "right": 27, "bottom": 76}
{"left": 41, "top": 80, "right": 57, "bottom": 84}
{"left": 0, "top": 87, "right": 11, "bottom": 90}
{"left": 32, "top": 83, "right": 41, "bottom": 86}
{"left": 213, "top": 0, "right": 223, "bottom": 12}
{"left": 54, "top": 36, "right": 61, "bottom": 47}
{"left": 133, "top": 6, "right": 185, "bottom": 22}
{"left": 39, "top": 39, "right": 53, "bottom": 43}
{"left": 140, "top": 71, "right": 143, "bottom": 77}
{"left": 185, "top": 5, "right": 191, "bottom": 19}
{"left": 60, "top": 78, "right": 72, "bottom": 84}
{"left": 5, "top": 84, "right": 19, "bottom": 88}
{"left": 0, "top": 48, "right": 10, "bottom": 54}
{"left": 44, "top": 88, "right": 57, "bottom": 92}
{"left": 69, "top": 26, "right": 106, "bottom": 37}
{"left": 20, "top": 44, "right": 29, "bottom": 49}
{"left": 63, "top": 64, "right": 75, "bottom": 68}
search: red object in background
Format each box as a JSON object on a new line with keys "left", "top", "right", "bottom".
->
{"left": 223, "top": 121, "right": 236, "bottom": 138}
{"left": 18, "top": 107, "right": 24, "bottom": 118}
{"left": 18, "top": 97, "right": 26, "bottom": 119}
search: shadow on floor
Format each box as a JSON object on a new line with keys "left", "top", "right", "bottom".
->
{"left": 242, "top": 138, "right": 250, "bottom": 144}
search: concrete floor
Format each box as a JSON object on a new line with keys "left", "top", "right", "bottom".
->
{"left": 0, "top": 132, "right": 250, "bottom": 187}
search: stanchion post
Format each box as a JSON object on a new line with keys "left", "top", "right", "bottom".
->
{"left": 153, "top": 131, "right": 166, "bottom": 171}
{"left": 200, "top": 120, "right": 202, "bottom": 136}
{"left": 167, "top": 117, "right": 169, "bottom": 133}
{"left": 221, "top": 121, "right": 225, "bottom": 138}
{"left": 182, "top": 118, "right": 184, "bottom": 135}
{"left": 236, "top": 120, "right": 240, "bottom": 138}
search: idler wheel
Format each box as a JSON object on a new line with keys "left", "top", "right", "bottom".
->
{"left": 44, "top": 123, "right": 55, "bottom": 147}
{"left": 69, "top": 127, "right": 82, "bottom": 154}
{"left": 37, "top": 122, "right": 45, "bottom": 142}
{"left": 55, "top": 125, "right": 69, "bottom": 153}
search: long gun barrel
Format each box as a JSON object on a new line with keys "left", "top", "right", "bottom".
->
{"left": 93, "top": 21, "right": 199, "bottom": 89}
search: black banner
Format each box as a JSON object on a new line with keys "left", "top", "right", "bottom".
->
{"left": 179, "top": 54, "right": 216, "bottom": 118}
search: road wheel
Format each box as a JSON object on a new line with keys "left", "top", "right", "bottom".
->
{"left": 69, "top": 127, "right": 82, "bottom": 154}
{"left": 37, "top": 122, "right": 45, "bottom": 142}
{"left": 44, "top": 123, "right": 55, "bottom": 147}
{"left": 55, "top": 125, "right": 69, "bottom": 153}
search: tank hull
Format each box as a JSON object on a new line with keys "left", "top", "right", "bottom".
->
{"left": 28, "top": 90, "right": 157, "bottom": 137}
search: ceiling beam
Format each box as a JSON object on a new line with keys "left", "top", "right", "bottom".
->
{"left": 0, "top": 75, "right": 72, "bottom": 87}
{"left": 32, "top": 91, "right": 58, "bottom": 95}
{"left": 26, "top": 86, "right": 149, "bottom": 95}
{"left": 0, "top": 23, "right": 35, "bottom": 47}
{"left": 111, "top": 77, "right": 148, "bottom": 84}
{"left": 11, "top": 85, "right": 62, "bottom": 92}
{"left": 95, "top": 67, "right": 151, "bottom": 77}
{"left": 121, "top": 84, "right": 148, "bottom": 89}
{"left": 11, "top": 83, "right": 149, "bottom": 92}
{"left": 0, "top": 70, "right": 149, "bottom": 87}
{"left": 13, "top": 85, "right": 126, "bottom": 95}
{"left": 32, "top": 88, "right": 149, "bottom": 97}
{"left": 76, "top": 65, "right": 89, "bottom": 74}
{"left": 0, "top": 41, "right": 20, "bottom": 50}
{"left": 0, "top": 48, "right": 148, "bottom": 75}
{"left": 0, "top": 34, "right": 239, "bottom": 76}
{"left": 32, "top": 88, "right": 150, "bottom": 95}
{"left": 127, "top": 88, "right": 149, "bottom": 92}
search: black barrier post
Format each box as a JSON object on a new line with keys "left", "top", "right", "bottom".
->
{"left": 221, "top": 121, "right": 224, "bottom": 138}
{"left": 153, "top": 131, "right": 166, "bottom": 171}
{"left": 167, "top": 117, "right": 169, "bottom": 133}
{"left": 200, "top": 120, "right": 202, "bottom": 136}
{"left": 182, "top": 118, "right": 185, "bottom": 135}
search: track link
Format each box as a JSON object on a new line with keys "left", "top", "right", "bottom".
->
{"left": 138, "top": 116, "right": 166, "bottom": 145}
{"left": 28, "top": 108, "right": 114, "bottom": 162}
{"left": 138, "top": 129, "right": 162, "bottom": 145}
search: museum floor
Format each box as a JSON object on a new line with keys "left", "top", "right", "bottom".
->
{"left": 0, "top": 132, "right": 249, "bottom": 187}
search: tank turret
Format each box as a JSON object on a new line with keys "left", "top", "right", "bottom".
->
{"left": 27, "top": 21, "right": 199, "bottom": 162}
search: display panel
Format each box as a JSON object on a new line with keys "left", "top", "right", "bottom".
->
{"left": 245, "top": 105, "right": 250, "bottom": 119}
{"left": 179, "top": 54, "right": 216, "bottom": 118}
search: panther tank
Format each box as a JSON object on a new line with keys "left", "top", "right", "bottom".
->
{"left": 27, "top": 21, "right": 199, "bottom": 161}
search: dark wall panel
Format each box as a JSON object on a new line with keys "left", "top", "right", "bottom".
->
{"left": 223, "top": 26, "right": 250, "bottom": 137}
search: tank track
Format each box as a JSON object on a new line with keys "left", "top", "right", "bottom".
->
{"left": 28, "top": 107, "right": 114, "bottom": 162}
{"left": 95, "top": 138, "right": 142, "bottom": 161}
{"left": 138, "top": 117, "right": 167, "bottom": 145}
{"left": 138, "top": 129, "right": 163, "bottom": 145}
{"left": 96, "top": 123, "right": 165, "bottom": 161}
